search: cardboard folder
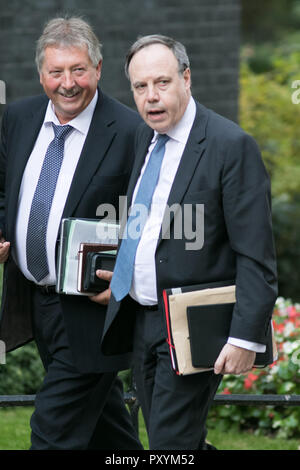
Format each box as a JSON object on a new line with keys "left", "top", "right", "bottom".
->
{"left": 162, "top": 281, "right": 277, "bottom": 376}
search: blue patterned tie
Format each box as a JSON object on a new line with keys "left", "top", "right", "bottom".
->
{"left": 26, "top": 123, "right": 73, "bottom": 282}
{"left": 111, "top": 133, "right": 169, "bottom": 301}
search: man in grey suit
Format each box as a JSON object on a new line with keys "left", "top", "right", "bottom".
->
{"left": 95, "top": 35, "right": 278, "bottom": 450}
{"left": 0, "top": 17, "right": 142, "bottom": 450}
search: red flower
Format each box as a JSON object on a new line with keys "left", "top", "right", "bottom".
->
{"left": 273, "top": 322, "right": 285, "bottom": 333}
{"left": 243, "top": 371, "right": 261, "bottom": 390}
{"left": 244, "top": 378, "right": 253, "bottom": 390}
{"left": 248, "top": 373, "right": 259, "bottom": 382}
{"left": 269, "top": 362, "right": 276, "bottom": 368}
{"left": 287, "top": 306, "right": 298, "bottom": 318}
{"left": 222, "top": 387, "right": 232, "bottom": 395}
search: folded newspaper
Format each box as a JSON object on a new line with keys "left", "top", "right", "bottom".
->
{"left": 56, "top": 218, "right": 119, "bottom": 295}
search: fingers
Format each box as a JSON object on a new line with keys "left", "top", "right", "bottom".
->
{"left": 214, "top": 348, "right": 226, "bottom": 375}
{"left": 0, "top": 241, "right": 10, "bottom": 263}
{"left": 214, "top": 343, "right": 256, "bottom": 376}
{"left": 90, "top": 287, "right": 111, "bottom": 305}
{"left": 89, "top": 269, "right": 113, "bottom": 305}
{"left": 95, "top": 269, "right": 113, "bottom": 282}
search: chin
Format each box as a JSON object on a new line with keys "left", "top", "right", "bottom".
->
{"left": 155, "top": 128, "right": 169, "bottom": 134}
{"left": 148, "top": 123, "right": 169, "bottom": 134}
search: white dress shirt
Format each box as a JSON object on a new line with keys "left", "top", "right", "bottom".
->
{"left": 130, "top": 97, "right": 265, "bottom": 353}
{"left": 14, "top": 90, "right": 98, "bottom": 286}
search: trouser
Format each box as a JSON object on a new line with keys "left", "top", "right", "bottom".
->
{"left": 132, "top": 302, "right": 222, "bottom": 450}
{"left": 30, "top": 288, "right": 143, "bottom": 450}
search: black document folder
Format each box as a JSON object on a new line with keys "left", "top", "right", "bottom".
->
{"left": 187, "top": 303, "right": 235, "bottom": 368}
{"left": 82, "top": 251, "right": 116, "bottom": 294}
{"left": 77, "top": 243, "right": 116, "bottom": 294}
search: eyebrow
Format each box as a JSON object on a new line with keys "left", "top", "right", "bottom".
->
{"left": 71, "top": 63, "right": 87, "bottom": 68}
{"left": 48, "top": 62, "right": 87, "bottom": 70}
{"left": 132, "top": 80, "right": 144, "bottom": 86}
{"left": 132, "top": 75, "right": 171, "bottom": 86}
{"left": 155, "top": 75, "right": 171, "bottom": 81}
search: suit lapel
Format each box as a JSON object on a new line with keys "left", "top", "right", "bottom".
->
{"left": 116, "top": 125, "right": 153, "bottom": 237}
{"left": 62, "top": 91, "right": 117, "bottom": 218}
{"left": 158, "top": 103, "right": 208, "bottom": 243}
{"left": 7, "top": 98, "right": 48, "bottom": 239}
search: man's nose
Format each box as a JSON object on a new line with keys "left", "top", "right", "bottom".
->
{"left": 146, "top": 85, "right": 159, "bottom": 102}
{"left": 61, "top": 72, "right": 76, "bottom": 89}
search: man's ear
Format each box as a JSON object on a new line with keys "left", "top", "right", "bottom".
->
{"left": 39, "top": 72, "right": 44, "bottom": 86}
{"left": 183, "top": 67, "right": 191, "bottom": 91}
{"left": 96, "top": 60, "right": 103, "bottom": 81}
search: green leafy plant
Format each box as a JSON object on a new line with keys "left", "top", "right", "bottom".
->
{"left": 0, "top": 342, "right": 44, "bottom": 395}
{"left": 239, "top": 48, "right": 300, "bottom": 301}
{"left": 208, "top": 298, "right": 300, "bottom": 438}
{"left": 240, "top": 49, "right": 300, "bottom": 199}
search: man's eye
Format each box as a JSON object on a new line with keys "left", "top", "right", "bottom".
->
{"left": 134, "top": 84, "right": 146, "bottom": 93}
{"left": 51, "top": 71, "right": 62, "bottom": 76}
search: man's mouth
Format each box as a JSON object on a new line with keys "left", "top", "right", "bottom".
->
{"left": 59, "top": 89, "right": 81, "bottom": 99}
{"left": 147, "top": 109, "right": 166, "bottom": 119}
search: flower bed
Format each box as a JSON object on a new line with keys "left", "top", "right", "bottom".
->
{"left": 208, "top": 298, "right": 300, "bottom": 438}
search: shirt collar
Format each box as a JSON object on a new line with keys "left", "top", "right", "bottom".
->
{"left": 152, "top": 96, "right": 196, "bottom": 145}
{"left": 44, "top": 88, "right": 98, "bottom": 135}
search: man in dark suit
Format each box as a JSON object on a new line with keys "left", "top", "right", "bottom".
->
{"left": 97, "top": 35, "right": 278, "bottom": 450}
{"left": 0, "top": 17, "right": 143, "bottom": 450}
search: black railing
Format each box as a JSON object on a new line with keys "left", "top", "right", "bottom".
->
{"left": 1, "top": 393, "right": 300, "bottom": 436}
{"left": 213, "top": 394, "right": 300, "bottom": 406}
{"left": 2, "top": 393, "right": 300, "bottom": 408}
{"left": 0, "top": 392, "right": 141, "bottom": 437}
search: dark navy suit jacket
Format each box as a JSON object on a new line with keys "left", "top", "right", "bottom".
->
{"left": 101, "top": 101, "right": 278, "bottom": 357}
{"left": 0, "top": 89, "right": 141, "bottom": 373}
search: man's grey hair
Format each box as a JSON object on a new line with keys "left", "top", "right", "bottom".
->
{"left": 36, "top": 16, "right": 102, "bottom": 72}
{"left": 125, "top": 34, "right": 190, "bottom": 78}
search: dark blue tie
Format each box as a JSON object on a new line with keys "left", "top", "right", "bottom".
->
{"left": 26, "top": 123, "right": 73, "bottom": 282}
{"left": 110, "top": 134, "right": 169, "bottom": 301}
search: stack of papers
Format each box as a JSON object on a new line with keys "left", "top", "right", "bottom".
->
{"left": 56, "top": 218, "right": 119, "bottom": 295}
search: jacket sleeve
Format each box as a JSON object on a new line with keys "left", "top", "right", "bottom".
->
{"left": 0, "top": 108, "right": 8, "bottom": 235}
{"left": 221, "top": 131, "right": 278, "bottom": 344}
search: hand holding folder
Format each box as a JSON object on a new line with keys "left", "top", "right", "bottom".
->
{"left": 162, "top": 281, "right": 277, "bottom": 376}
{"left": 77, "top": 243, "right": 116, "bottom": 294}
{"left": 56, "top": 218, "right": 118, "bottom": 295}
